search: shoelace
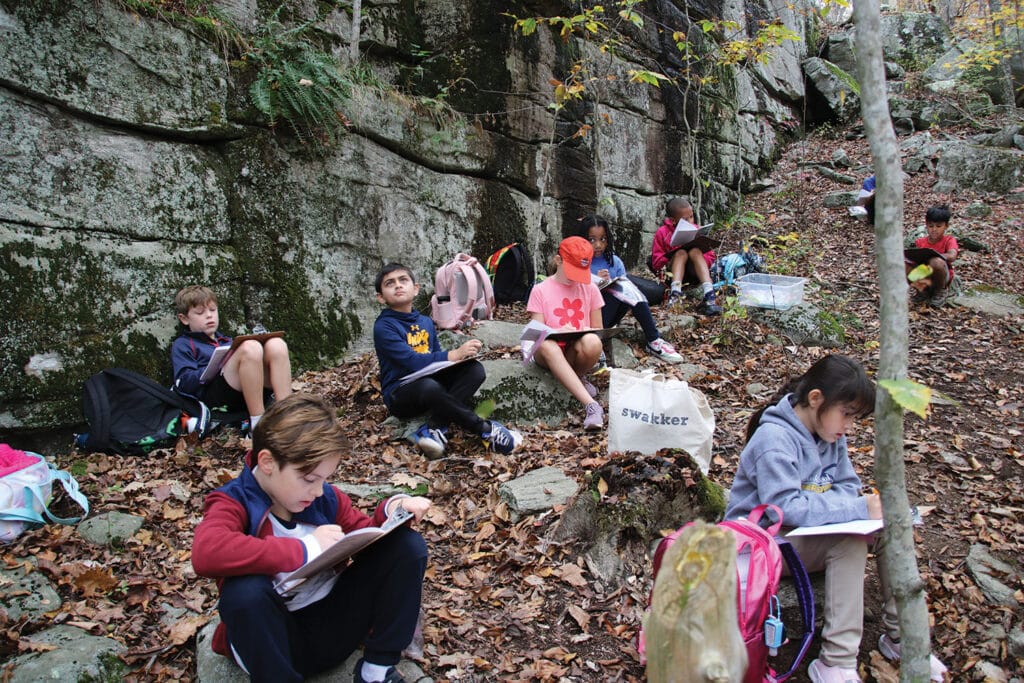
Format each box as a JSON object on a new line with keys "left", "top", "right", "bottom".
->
{"left": 422, "top": 428, "right": 448, "bottom": 446}
{"left": 488, "top": 427, "right": 513, "bottom": 448}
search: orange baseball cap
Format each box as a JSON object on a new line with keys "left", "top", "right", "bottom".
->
{"left": 559, "top": 236, "right": 594, "bottom": 284}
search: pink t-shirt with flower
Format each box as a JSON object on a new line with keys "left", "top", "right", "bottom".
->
{"left": 527, "top": 277, "right": 603, "bottom": 329}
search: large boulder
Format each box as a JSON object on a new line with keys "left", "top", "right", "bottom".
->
{"left": 878, "top": 12, "right": 953, "bottom": 69}
{"left": 803, "top": 58, "right": 861, "bottom": 122}
{"left": 195, "top": 618, "right": 431, "bottom": 682}
{"left": 0, "top": 0, "right": 813, "bottom": 437}
{"left": 0, "top": 1, "right": 236, "bottom": 138}
{"left": 934, "top": 142, "right": 1024, "bottom": 194}
{"left": 3, "top": 625, "right": 127, "bottom": 683}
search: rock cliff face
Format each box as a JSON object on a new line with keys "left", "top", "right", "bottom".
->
{"left": 0, "top": 0, "right": 812, "bottom": 432}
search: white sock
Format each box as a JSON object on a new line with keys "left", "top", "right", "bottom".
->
{"left": 701, "top": 282, "right": 713, "bottom": 296}
{"left": 361, "top": 661, "right": 390, "bottom": 682}
{"left": 670, "top": 280, "right": 682, "bottom": 292}
{"left": 249, "top": 414, "right": 262, "bottom": 429}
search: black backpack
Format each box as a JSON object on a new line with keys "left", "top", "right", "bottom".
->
{"left": 484, "top": 242, "right": 535, "bottom": 304}
{"left": 78, "top": 369, "right": 210, "bottom": 455}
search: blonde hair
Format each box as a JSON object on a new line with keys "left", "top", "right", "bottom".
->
{"left": 252, "top": 394, "right": 348, "bottom": 473}
{"left": 174, "top": 285, "right": 218, "bottom": 316}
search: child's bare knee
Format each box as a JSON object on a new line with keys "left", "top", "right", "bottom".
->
{"left": 263, "top": 338, "right": 289, "bottom": 359}
{"left": 235, "top": 339, "right": 265, "bottom": 362}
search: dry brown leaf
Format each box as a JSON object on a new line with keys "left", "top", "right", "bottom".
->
{"left": 167, "top": 615, "right": 208, "bottom": 646}
{"left": 567, "top": 603, "right": 590, "bottom": 631}
{"left": 73, "top": 567, "right": 118, "bottom": 597}
{"left": 555, "top": 563, "right": 588, "bottom": 588}
{"left": 163, "top": 503, "right": 186, "bottom": 520}
{"left": 18, "top": 639, "right": 57, "bottom": 653}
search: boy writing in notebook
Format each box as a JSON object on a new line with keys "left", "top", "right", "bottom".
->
{"left": 192, "top": 393, "right": 430, "bottom": 683}
{"left": 171, "top": 285, "right": 292, "bottom": 430}
{"left": 373, "top": 263, "right": 521, "bottom": 458}
{"left": 905, "top": 204, "right": 958, "bottom": 308}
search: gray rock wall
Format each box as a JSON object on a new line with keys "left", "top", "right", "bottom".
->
{"left": 0, "top": 0, "right": 813, "bottom": 433}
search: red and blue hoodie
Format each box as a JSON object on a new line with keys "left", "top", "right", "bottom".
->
{"left": 191, "top": 451, "right": 403, "bottom": 656}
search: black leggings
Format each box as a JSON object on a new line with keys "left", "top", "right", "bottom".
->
{"left": 387, "top": 360, "right": 487, "bottom": 434}
{"left": 601, "top": 293, "right": 660, "bottom": 343}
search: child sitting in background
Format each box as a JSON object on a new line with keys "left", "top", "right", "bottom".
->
{"left": 171, "top": 285, "right": 292, "bottom": 430}
{"left": 726, "top": 355, "right": 947, "bottom": 683}
{"left": 192, "top": 393, "right": 430, "bottom": 683}
{"left": 577, "top": 215, "right": 682, "bottom": 364}
{"left": 373, "top": 263, "right": 520, "bottom": 458}
{"left": 527, "top": 236, "right": 606, "bottom": 431}
{"left": 906, "top": 205, "right": 957, "bottom": 308}
{"left": 650, "top": 197, "right": 722, "bottom": 315}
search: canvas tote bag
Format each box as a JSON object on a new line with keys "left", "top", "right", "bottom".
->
{"left": 607, "top": 368, "right": 715, "bottom": 472}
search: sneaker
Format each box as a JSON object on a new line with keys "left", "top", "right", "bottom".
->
{"left": 928, "top": 288, "right": 948, "bottom": 308}
{"left": 646, "top": 338, "right": 683, "bottom": 364}
{"left": 878, "top": 634, "right": 948, "bottom": 681}
{"left": 583, "top": 401, "right": 604, "bottom": 431}
{"left": 413, "top": 423, "right": 448, "bottom": 458}
{"left": 595, "top": 350, "right": 608, "bottom": 370}
{"left": 482, "top": 420, "right": 522, "bottom": 454}
{"left": 581, "top": 377, "right": 598, "bottom": 399}
{"left": 353, "top": 659, "right": 407, "bottom": 683}
{"left": 668, "top": 288, "right": 685, "bottom": 304}
{"left": 808, "top": 658, "right": 861, "bottom": 683}
{"left": 910, "top": 287, "right": 929, "bottom": 304}
{"left": 696, "top": 291, "right": 723, "bottom": 316}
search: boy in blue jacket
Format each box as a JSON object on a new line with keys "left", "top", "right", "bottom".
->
{"left": 193, "top": 393, "right": 430, "bottom": 683}
{"left": 171, "top": 285, "right": 292, "bottom": 430}
{"left": 373, "top": 263, "right": 521, "bottom": 458}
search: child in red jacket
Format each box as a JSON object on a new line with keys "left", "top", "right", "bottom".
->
{"left": 192, "top": 393, "right": 430, "bottom": 683}
{"left": 905, "top": 205, "right": 958, "bottom": 308}
{"left": 650, "top": 197, "right": 722, "bottom": 315}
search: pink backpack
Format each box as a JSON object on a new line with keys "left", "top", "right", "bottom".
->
{"left": 640, "top": 504, "right": 815, "bottom": 683}
{"left": 430, "top": 253, "right": 495, "bottom": 330}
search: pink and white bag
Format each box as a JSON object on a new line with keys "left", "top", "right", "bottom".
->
{"left": 0, "top": 444, "right": 89, "bottom": 543}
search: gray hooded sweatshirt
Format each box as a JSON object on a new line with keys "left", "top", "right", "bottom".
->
{"left": 725, "top": 394, "right": 868, "bottom": 527}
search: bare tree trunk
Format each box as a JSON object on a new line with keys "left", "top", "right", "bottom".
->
{"left": 644, "top": 522, "right": 747, "bottom": 683}
{"left": 852, "top": 1, "right": 934, "bottom": 681}
{"left": 349, "top": 0, "right": 362, "bottom": 62}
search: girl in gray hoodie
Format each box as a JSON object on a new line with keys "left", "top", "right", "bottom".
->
{"left": 725, "top": 355, "right": 946, "bottom": 683}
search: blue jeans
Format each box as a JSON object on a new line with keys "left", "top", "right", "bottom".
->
{"left": 218, "top": 526, "right": 428, "bottom": 682}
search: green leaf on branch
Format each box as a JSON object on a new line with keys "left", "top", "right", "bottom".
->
{"left": 879, "top": 379, "right": 932, "bottom": 418}
{"left": 628, "top": 70, "right": 668, "bottom": 86}
{"left": 517, "top": 18, "right": 537, "bottom": 36}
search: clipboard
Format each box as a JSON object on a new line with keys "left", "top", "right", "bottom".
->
{"left": 520, "top": 322, "right": 619, "bottom": 365}
{"left": 199, "top": 331, "right": 285, "bottom": 383}
{"left": 903, "top": 248, "right": 944, "bottom": 265}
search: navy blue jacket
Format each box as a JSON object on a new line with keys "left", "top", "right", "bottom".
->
{"left": 171, "top": 329, "right": 232, "bottom": 397}
{"left": 373, "top": 308, "right": 449, "bottom": 409}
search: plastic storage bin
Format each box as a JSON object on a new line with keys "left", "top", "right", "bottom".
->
{"left": 736, "top": 273, "right": 807, "bottom": 311}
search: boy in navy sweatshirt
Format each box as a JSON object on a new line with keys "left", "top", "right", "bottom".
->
{"left": 372, "top": 263, "right": 521, "bottom": 458}
{"left": 170, "top": 285, "right": 292, "bottom": 429}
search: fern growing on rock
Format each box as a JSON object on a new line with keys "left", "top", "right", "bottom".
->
{"left": 246, "top": 8, "right": 352, "bottom": 144}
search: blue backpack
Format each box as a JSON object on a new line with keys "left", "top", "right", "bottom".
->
{"left": 712, "top": 247, "right": 764, "bottom": 289}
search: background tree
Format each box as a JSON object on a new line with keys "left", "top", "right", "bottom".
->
{"left": 852, "top": 0, "right": 936, "bottom": 680}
